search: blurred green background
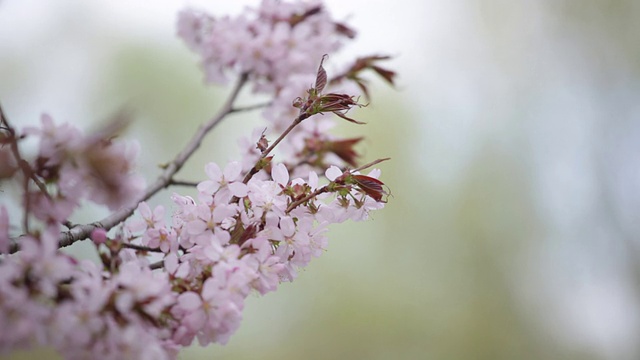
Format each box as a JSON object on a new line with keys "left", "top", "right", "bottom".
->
{"left": 2, "top": 0, "right": 640, "bottom": 359}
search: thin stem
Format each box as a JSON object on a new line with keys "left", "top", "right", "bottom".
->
{"left": 0, "top": 105, "right": 50, "bottom": 197}
{"left": 286, "top": 185, "right": 329, "bottom": 214}
{"left": 241, "top": 112, "right": 309, "bottom": 184}
{"left": 1, "top": 104, "right": 35, "bottom": 233}
{"left": 352, "top": 157, "right": 391, "bottom": 172}
{"left": 9, "top": 73, "right": 249, "bottom": 253}
{"left": 122, "top": 243, "right": 163, "bottom": 253}
{"left": 150, "top": 260, "right": 164, "bottom": 270}
{"left": 21, "top": 172, "right": 29, "bottom": 232}
{"left": 229, "top": 101, "right": 271, "bottom": 113}
{"left": 169, "top": 179, "right": 199, "bottom": 187}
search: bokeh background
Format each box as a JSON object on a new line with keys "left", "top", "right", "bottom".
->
{"left": 2, "top": 0, "right": 640, "bottom": 359}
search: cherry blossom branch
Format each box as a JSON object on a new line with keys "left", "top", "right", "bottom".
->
{"left": 8, "top": 73, "right": 249, "bottom": 253}
{"left": 286, "top": 185, "right": 329, "bottom": 213}
{"left": 284, "top": 158, "right": 390, "bottom": 214}
{"left": 0, "top": 2, "right": 395, "bottom": 357}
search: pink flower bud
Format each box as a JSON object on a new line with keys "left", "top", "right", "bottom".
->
{"left": 90, "top": 228, "right": 108, "bottom": 245}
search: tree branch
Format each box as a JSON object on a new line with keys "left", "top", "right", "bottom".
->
{"left": 286, "top": 185, "right": 329, "bottom": 214}
{"left": 9, "top": 73, "right": 249, "bottom": 253}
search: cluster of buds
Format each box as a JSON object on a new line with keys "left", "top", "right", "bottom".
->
{"left": 293, "top": 55, "right": 366, "bottom": 124}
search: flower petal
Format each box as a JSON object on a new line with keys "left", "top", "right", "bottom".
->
{"left": 272, "top": 163, "right": 289, "bottom": 186}
{"left": 325, "top": 166, "right": 342, "bottom": 181}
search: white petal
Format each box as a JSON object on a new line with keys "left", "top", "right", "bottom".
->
{"left": 224, "top": 161, "right": 243, "bottom": 181}
{"left": 368, "top": 168, "right": 381, "bottom": 178}
{"left": 272, "top": 163, "right": 289, "bottom": 186}
{"left": 308, "top": 171, "right": 319, "bottom": 189}
{"left": 186, "top": 220, "right": 207, "bottom": 235}
{"left": 197, "top": 180, "right": 220, "bottom": 194}
{"left": 279, "top": 216, "right": 296, "bottom": 237}
{"left": 204, "top": 162, "right": 222, "bottom": 181}
{"left": 325, "top": 166, "right": 342, "bottom": 181}
{"left": 137, "top": 202, "right": 152, "bottom": 219}
{"left": 229, "top": 182, "right": 248, "bottom": 197}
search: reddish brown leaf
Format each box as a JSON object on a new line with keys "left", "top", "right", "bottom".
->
{"left": 334, "top": 22, "right": 357, "bottom": 39}
{"left": 326, "top": 137, "right": 363, "bottom": 167}
{"left": 334, "top": 111, "right": 365, "bottom": 124}
{"left": 371, "top": 65, "right": 396, "bottom": 86}
{"left": 315, "top": 54, "right": 328, "bottom": 93}
{"left": 352, "top": 174, "right": 387, "bottom": 202}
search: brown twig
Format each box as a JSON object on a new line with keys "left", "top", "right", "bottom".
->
{"left": 169, "top": 179, "right": 199, "bottom": 187}
{"left": 229, "top": 101, "right": 271, "bottom": 113}
{"left": 122, "top": 243, "right": 163, "bottom": 253}
{"left": 285, "top": 185, "right": 329, "bottom": 214}
{"left": 241, "top": 112, "right": 310, "bottom": 184}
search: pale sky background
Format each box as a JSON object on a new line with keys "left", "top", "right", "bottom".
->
{"left": 2, "top": 1, "right": 640, "bottom": 359}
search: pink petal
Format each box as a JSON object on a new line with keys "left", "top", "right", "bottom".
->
{"left": 197, "top": 180, "right": 220, "bottom": 194}
{"left": 279, "top": 216, "right": 295, "bottom": 237}
{"left": 186, "top": 220, "right": 207, "bottom": 235}
{"left": 272, "top": 163, "right": 289, "bottom": 186}
{"left": 137, "top": 202, "right": 152, "bottom": 219}
{"left": 228, "top": 182, "right": 248, "bottom": 197}
{"left": 224, "top": 161, "right": 243, "bottom": 181}
{"left": 308, "top": 171, "right": 319, "bottom": 189}
{"left": 178, "top": 292, "right": 202, "bottom": 311}
{"left": 164, "top": 253, "right": 178, "bottom": 273}
{"left": 201, "top": 277, "right": 219, "bottom": 300}
{"left": 204, "top": 162, "right": 222, "bottom": 181}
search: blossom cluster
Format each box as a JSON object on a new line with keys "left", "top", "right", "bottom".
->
{"left": 139, "top": 161, "right": 385, "bottom": 347}
{"left": 178, "top": 0, "right": 394, "bottom": 175}
{"left": 0, "top": 1, "right": 393, "bottom": 359}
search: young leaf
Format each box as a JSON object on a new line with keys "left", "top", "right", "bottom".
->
{"left": 315, "top": 54, "right": 328, "bottom": 93}
{"left": 352, "top": 174, "right": 388, "bottom": 202}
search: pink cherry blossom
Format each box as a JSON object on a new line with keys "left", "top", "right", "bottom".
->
{"left": 198, "top": 161, "right": 248, "bottom": 203}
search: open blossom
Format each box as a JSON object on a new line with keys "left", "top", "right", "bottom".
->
{"left": 197, "top": 161, "right": 248, "bottom": 203}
